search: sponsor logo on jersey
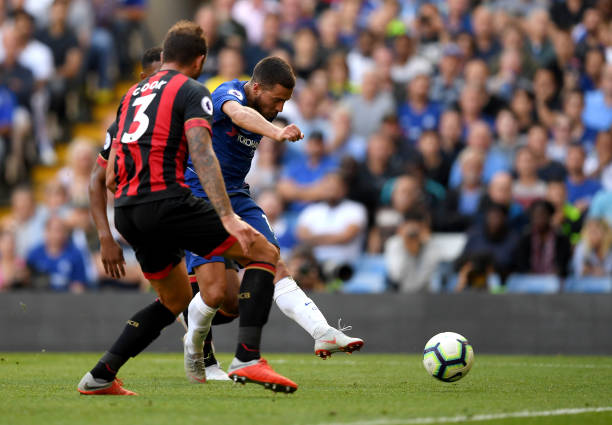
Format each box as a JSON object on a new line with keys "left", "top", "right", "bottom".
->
{"left": 226, "top": 126, "right": 259, "bottom": 149}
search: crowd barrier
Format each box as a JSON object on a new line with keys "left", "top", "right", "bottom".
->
{"left": 1, "top": 292, "right": 611, "bottom": 354}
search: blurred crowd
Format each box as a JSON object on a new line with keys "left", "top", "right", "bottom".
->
{"left": 2, "top": 0, "right": 612, "bottom": 294}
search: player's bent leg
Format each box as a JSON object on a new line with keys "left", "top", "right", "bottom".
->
{"left": 184, "top": 261, "right": 225, "bottom": 383}
{"left": 79, "top": 262, "right": 189, "bottom": 395}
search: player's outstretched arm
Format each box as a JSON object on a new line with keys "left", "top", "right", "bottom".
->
{"left": 105, "top": 146, "right": 118, "bottom": 193}
{"left": 89, "top": 161, "right": 125, "bottom": 278}
{"left": 186, "top": 125, "right": 258, "bottom": 255}
{"left": 222, "top": 101, "right": 303, "bottom": 142}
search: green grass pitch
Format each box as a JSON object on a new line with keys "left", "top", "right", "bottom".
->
{"left": 1, "top": 352, "right": 611, "bottom": 425}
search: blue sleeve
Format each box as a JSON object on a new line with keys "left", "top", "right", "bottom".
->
{"left": 69, "top": 247, "right": 89, "bottom": 286}
{"left": 212, "top": 82, "right": 246, "bottom": 123}
{"left": 0, "top": 89, "right": 15, "bottom": 126}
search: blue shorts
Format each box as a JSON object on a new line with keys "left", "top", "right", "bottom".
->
{"left": 185, "top": 193, "right": 278, "bottom": 275}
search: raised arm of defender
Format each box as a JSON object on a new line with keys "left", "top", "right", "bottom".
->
{"left": 221, "top": 100, "right": 303, "bottom": 142}
{"left": 185, "top": 125, "right": 258, "bottom": 255}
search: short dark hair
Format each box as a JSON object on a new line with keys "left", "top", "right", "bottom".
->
{"left": 252, "top": 56, "right": 295, "bottom": 89}
{"left": 162, "top": 20, "right": 207, "bottom": 66}
{"left": 141, "top": 46, "right": 162, "bottom": 69}
{"left": 530, "top": 199, "right": 555, "bottom": 217}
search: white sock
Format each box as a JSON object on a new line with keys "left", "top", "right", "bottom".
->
{"left": 185, "top": 294, "right": 218, "bottom": 355}
{"left": 274, "top": 277, "right": 330, "bottom": 339}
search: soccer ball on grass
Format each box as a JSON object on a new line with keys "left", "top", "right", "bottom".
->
{"left": 423, "top": 332, "right": 474, "bottom": 382}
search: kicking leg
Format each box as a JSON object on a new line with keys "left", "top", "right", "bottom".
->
{"left": 274, "top": 260, "right": 364, "bottom": 359}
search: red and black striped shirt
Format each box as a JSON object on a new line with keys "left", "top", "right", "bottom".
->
{"left": 112, "top": 69, "right": 213, "bottom": 207}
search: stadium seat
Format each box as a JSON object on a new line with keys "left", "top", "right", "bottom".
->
{"left": 505, "top": 274, "right": 561, "bottom": 294}
{"left": 342, "top": 254, "right": 387, "bottom": 293}
{"left": 564, "top": 276, "right": 612, "bottom": 293}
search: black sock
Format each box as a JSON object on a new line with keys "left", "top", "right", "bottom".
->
{"left": 90, "top": 300, "right": 176, "bottom": 380}
{"left": 203, "top": 328, "right": 217, "bottom": 367}
{"left": 235, "top": 264, "right": 275, "bottom": 362}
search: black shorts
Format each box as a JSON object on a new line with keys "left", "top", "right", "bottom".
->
{"left": 114, "top": 192, "right": 236, "bottom": 280}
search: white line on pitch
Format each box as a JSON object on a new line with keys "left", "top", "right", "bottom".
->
{"left": 316, "top": 406, "right": 612, "bottom": 425}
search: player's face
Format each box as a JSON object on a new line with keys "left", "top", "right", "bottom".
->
{"left": 253, "top": 83, "right": 293, "bottom": 120}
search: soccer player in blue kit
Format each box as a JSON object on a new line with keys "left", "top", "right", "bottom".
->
{"left": 182, "top": 57, "right": 364, "bottom": 384}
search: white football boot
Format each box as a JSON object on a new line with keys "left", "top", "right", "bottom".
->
{"left": 183, "top": 335, "right": 207, "bottom": 383}
{"left": 205, "top": 362, "right": 231, "bottom": 381}
{"left": 314, "top": 319, "right": 364, "bottom": 359}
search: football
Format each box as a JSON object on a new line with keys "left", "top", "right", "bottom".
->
{"left": 423, "top": 332, "right": 474, "bottom": 382}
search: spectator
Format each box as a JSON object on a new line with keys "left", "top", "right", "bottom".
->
{"left": 9, "top": 9, "right": 55, "bottom": 164}
{"left": 547, "top": 180, "right": 584, "bottom": 245}
{"left": 585, "top": 131, "right": 612, "bottom": 189}
{"left": 510, "top": 88, "right": 536, "bottom": 135}
{"left": 582, "top": 63, "right": 612, "bottom": 132}
{"left": 205, "top": 47, "right": 249, "bottom": 92}
{"left": 436, "top": 148, "right": 484, "bottom": 232}
{"left": 526, "top": 124, "right": 567, "bottom": 181}
{"left": 429, "top": 43, "right": 464, "bottom": 107}
{"left": 277, "top": 131, "right": 338, "bottom": 213}
{"left": 36, "top": 0, "right": 82, "bottom": 132}
{"left": 439, "top": 109, "right": 464, "bottom": 163}
{"left": 244, "top": 13, "right": 289, "bottom": 72}
{"left": 346, "top": 133, "right": 404, "bottom": 217}
{"left": 317, "top": 9, "right": 343, "bottom": 62}
{"left": 471, "top": 6, "right": 500, "bottom": 65}
{"left": 346, "top": 29, "right": 375, "bottom": 86}
{"left": 326, "top": 106, "right": 366, "bottom": 161}
{"left": 515, "top": 200, "right": 572, "bottom": 277}
{"left": 563, "top": 90, "right": 598, "bottom": 147}
{"left": 26, "top": 215, "right": 91, "bottom": 292}
{"left": 565, "top": 143, "right": 602, "bottom": 210}
{"left": 547, "top": 114, "right": 574, "bottom": 163}
{"left": 2, "top": 185, "right": 44, "bottom": 259}
{"left": 493, "top": 108, "right": 523, "bottom": 166}
{"left": 0, "top": 228, "right": 27, "bottom": 290}
{"left": 513, "top": 147, "right": 547, "bottom": 209}
{"left": 344, "top": 69, "right": 395, "bottom": 140}
{"left": 417, "top": 130, "right": 451, "bottom": 187}
{"left": 0, "top": 28, "right": 34, "bottom": 185}
{"left": 455, "top": 202, "right": 519, "bottom": 291}
{"left": 572, "top": 218, "right": 612, "bottom": 277}
{"left": 580, "top": 48, "right": 605, "bottom": 92}
{"left": 283, "top": 86, "right": 330, "bottom": 146}
{"left": 292, "top": 26, "right": 320, "bottom": 81}
{"left": 326, "top": 52, "right": 354, "bottom": 100}
{"left": 525, "top": 9, "right": 556, "bottom": 69}
{"left": 533, "top": 67, "right": 560, "bottom": 129}
{"left": 194, "top": 5, "right": 225, "bottom": 79}
{"left": 458, "top": 82, "right": 489, "bottom": 129}
{"left": 478, "top": 171, "right": 527, "bottom": 232}
{"left": 398, "top": 74, "right": 441, "bottom": 144}
{"left": 232, "top": 0, "right": 278, "bottom": 46}
{"left": 369, "top": 174, "right": 427, "bottom": 253}
{"left": 488, "top": 48, "right": 532, "bottom": 102}
{"left": 390, "top": 34, "right": 432, "bottom": 85}
{"left": 296, "top": 172, "right": 367, "bottom": 265}
{"left": 385, "top": 210, "right": 443, "bottom": 293}
{"left": 449, "top": 121, "right": 510, "bottom": 187}
{"left": 56, "top": 138, "right": 95, "bottom": 206}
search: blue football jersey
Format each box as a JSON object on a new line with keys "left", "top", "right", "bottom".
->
{"left": 185, "top": 79, "right": 263, "bottom": 197}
